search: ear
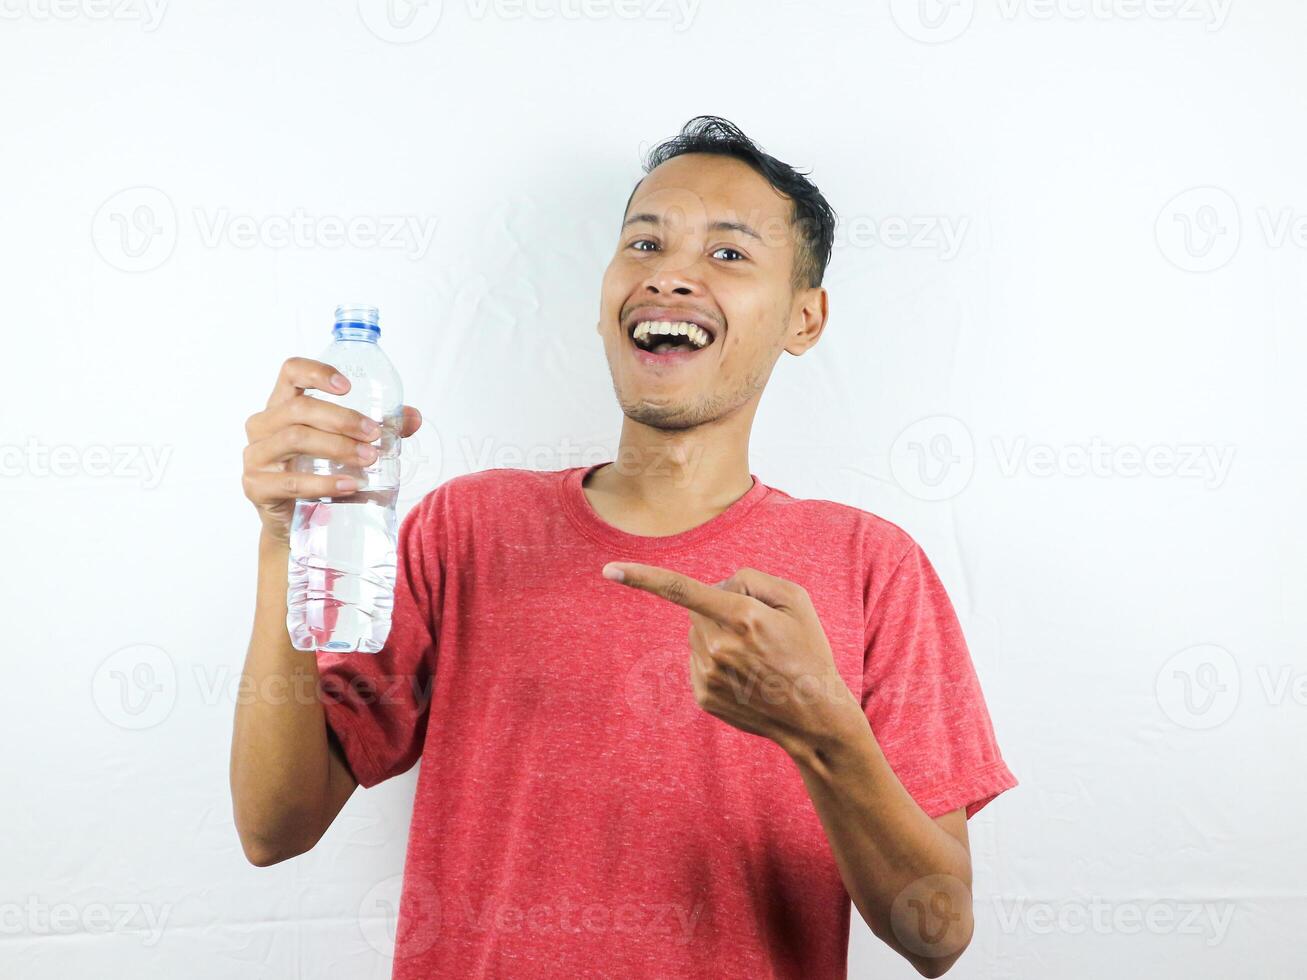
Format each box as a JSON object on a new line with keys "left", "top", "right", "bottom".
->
{"left": 784, "top": 286, "right": 828, "bottom": 356}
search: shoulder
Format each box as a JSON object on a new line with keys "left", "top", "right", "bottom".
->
{"left": 404, "top": 465, "right": 564, "bottom": 522}
{"left": 759, "top": 482, "right": 919, "bottom": 566}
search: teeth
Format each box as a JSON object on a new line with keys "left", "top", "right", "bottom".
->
{"left": 632, "top": 320, "right": 711, "bottom": 349}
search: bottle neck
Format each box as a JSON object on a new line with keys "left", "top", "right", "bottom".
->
{"left": 333, "top": 325, "right": 379, "bottom": 343}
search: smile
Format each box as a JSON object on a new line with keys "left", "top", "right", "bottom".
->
{"left": 623, "top": 308, "right": 720, "bottom": 365}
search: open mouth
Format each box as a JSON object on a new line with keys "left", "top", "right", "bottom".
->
{"left": 626, "top": 318, "right": 718, "bottom": 357}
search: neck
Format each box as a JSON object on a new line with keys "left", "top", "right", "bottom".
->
{"left": 582, "top": 403, "right": 758, "bottom": 537}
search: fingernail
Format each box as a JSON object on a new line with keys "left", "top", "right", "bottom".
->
{"left": 360, "top": 418, "right": 381, "bottom": 437}
{"left": 357, "top": 444, "right": 378, "bottom": 462}
{"left": 602, "top": 564, "right": 625, "bottom": 582}
{"left": 331, "top": 373, "right": 349, "bottom": 391}
{"left": 335, "top": 478, "right": 358, "bottom": 492}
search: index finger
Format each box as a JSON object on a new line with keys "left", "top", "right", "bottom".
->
{"left": 602, "top": 561, "right": 749, "bottom": 622}
{"left": 267, "top": 357, "right": 350, "bottom": 408}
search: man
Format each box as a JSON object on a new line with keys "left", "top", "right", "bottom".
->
{"left": 231, "top": 115, "right": 1017, "bottom": 979}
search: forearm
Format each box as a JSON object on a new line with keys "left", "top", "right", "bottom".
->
{"left": 781, "top": 696, "right": 973, "bottom": 977}
{"left": 229, "top": 530, "right": 339, "bottom": 864}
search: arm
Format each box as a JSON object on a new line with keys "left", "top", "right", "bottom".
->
{"left": 600, "top": 560, "right": 988, "bottom": 978}
{"left": 228, "top": 529, "right": 360, "bottom": 867}
{"left": 229, "top": 357, "right": 423, "bottom": 866}
{"left": 782, "top": 697, "right": 973, "bottom": 977}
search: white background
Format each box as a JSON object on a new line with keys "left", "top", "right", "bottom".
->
{"left": 3, "top": 0, "right": 1303, "bottom": 977}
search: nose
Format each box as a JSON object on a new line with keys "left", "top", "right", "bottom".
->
{"left": 639, "top": 263, "right": 698, "bottom": 297}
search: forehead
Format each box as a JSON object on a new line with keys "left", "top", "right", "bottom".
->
{"left": 628, "top": 153, "right": 795, "bottom": 240}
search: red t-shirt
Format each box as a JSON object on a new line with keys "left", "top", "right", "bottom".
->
{"left": 317, "top": 462, "right": 1017, "bottom": 979}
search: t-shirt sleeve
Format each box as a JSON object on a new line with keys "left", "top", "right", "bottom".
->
{"left": 314, "top": 490, "right": 442, "bottom": 789}
{"left": 862, "top": 540, "right": 1017, "bottom": 819}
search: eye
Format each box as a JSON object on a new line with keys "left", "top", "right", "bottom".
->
{"left": 629, "top": 238, "right": 659, "bottom": 252}
{"left": 712, "top": 246, "right": 744, "bottom": 261}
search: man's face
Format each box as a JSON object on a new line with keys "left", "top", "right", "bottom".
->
{"left": 597, "top": 153, "right": 819, "bottom": 431}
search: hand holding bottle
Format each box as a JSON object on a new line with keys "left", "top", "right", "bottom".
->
{"left": 242, "top": 357, "right": 422, "bottom": 547}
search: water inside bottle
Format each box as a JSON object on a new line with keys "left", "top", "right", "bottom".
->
{"left": 288, "top": 487, "right": 399, "bottom": 653}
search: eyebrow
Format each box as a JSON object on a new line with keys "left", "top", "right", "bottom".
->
{"left": 622, "top": 212, "right": 764, "bottom": 242}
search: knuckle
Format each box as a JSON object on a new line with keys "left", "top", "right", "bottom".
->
{"left": 663, "top": 578, "right": 689, "bottom": 606}
{"left": 736, "top": 608, "right": 763, "bottom": 637}
{"left": 335, "top": 433, "right": 360, "bottom": 458}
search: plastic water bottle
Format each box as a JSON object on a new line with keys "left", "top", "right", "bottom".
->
{"left": 287, "top": 305, "right": 404, "bottom": 654}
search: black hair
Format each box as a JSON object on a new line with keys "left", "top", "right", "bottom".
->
{"left": 625, "top": 115, "right": 837, "bottom": 289}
